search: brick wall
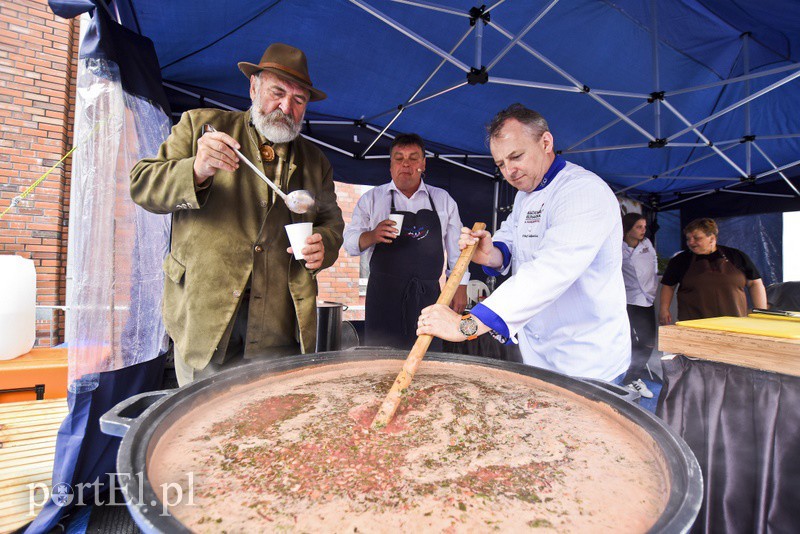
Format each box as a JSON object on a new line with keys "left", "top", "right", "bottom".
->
{"left": 0, "top": 0, "right": 79, "bottom": 346}
{"left": 317, "top": 182, "right": 369, "bottom": 321}
{"left": 0, "top": 2, "right": 372, "bottom": 344}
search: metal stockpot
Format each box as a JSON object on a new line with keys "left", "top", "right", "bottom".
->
{"left": 101, "top": 349, "right": 702, "bottom": 533}
{"left": 315, "top": 301, "right": 347, "bottom": 351}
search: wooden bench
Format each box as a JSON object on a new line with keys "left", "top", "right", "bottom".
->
{"left": 0, "top": 398, "right": 68, "bottom": 532}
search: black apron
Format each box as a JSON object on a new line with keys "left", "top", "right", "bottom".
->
{"left": 365, "top": 190, "right": 444, "bottom": 349}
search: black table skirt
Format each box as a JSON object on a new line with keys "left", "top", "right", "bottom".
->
{"left": 657, "top": 355, "right": 800, "bottom": 534}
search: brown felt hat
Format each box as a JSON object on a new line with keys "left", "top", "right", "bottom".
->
{"left": 238, "top": 42, "right": 327, "bottom": 102}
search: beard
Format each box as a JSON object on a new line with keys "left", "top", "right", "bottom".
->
{"left": 250, "top": 102, "right": 303, "bottom": 144}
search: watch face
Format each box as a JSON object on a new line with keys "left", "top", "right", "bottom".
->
{"left": 459, "top": 316, "right": 478, "bottom": 337}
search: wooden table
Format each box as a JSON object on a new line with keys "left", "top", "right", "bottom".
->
{"left": 0, "top": 348, "right": 68, "bottom": 403}
{"left": 657, "top": 319, "right": 800, "bottom": 533}
{"left": 659, "top": 321, "right": 800, "bottom": 376}
{"left": 0, "top": 398, "right": 68, "bottom": 533}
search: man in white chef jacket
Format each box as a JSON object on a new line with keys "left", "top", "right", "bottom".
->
{"left": 417, "top": 104, "right": 630, "bottom": 382}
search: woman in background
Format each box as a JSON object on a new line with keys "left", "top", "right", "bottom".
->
{"left": 659, "top": 218, "right": 767, "bottom": 324}
{"left": 620, "top": 213, "right": 657, "bottom": 398}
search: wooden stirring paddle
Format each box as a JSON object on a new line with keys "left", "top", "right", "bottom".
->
{"left": 371, "top": 222, "right": 487, "bottom": 429}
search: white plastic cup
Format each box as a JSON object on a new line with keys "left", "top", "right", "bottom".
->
{"left": 285, "top": 222, "right": 313, "bottom": 260}
{"left": 388, "top": 213, "right": 404, "bottom": 235}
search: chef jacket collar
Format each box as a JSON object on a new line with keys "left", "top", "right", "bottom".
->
{"left": 533, "top": 155, "right": 566, "bottom": 192}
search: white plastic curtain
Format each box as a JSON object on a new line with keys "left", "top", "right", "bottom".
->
{"left": 65, "top": 58, "right": 170, "bottom": 391}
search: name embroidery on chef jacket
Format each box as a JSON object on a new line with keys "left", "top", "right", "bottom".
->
{"left": 522, "top": 203, "right": 544, "bottom": 238}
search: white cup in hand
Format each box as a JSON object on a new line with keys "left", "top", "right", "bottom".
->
{"left": 285, "top": 222, "right": 313, "bottom": 260}
{"left": 388, "top": 213, "right": 404, "bottom": 235}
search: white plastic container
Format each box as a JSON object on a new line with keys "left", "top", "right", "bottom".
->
{"left": 0, "top": 255, "right": 36, "bottom": 360}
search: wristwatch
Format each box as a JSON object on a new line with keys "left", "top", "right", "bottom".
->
{"left": 459, "top": 313, "right": 479, "bottom": 341}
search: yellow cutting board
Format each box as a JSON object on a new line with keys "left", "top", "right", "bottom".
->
{"left": 675, "top": 316, "right": 800, "bottom": 339}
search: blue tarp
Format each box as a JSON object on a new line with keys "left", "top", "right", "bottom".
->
{"left": 24, "top": 356, "right": 165, "bottom": 533}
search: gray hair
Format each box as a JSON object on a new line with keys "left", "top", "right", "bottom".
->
{"left": 486, "top": 103, "right": 549, "bottom": 143}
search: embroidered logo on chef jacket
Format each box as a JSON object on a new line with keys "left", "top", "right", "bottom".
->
{"left": 406, "top": 226, "right": 430, "bottom": 240}
{"left": 641, "top": 247, "right": 650, "bottom": 253}
{"left": 524, "top": 205, "right": 544, "bottom": 224}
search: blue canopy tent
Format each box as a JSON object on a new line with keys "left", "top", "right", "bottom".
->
{"left": 108, "top": 0, "right": 800, "bottom": 209}
{"left": 116, "top": 0, "right": 800, "bottom": 281}
{"left": 30, "top": 1, "right": 800, "bottom": 532}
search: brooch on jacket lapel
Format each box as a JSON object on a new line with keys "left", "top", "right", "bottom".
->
{"left": 248, "top": 118, "right": 276, "bottom": 162}
{"left": 260, "top": 142, "right": 275, "bottom": 162}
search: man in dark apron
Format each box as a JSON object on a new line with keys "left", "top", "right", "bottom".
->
{"left": 343, "top": 134, "right": 468, "bottom": 349}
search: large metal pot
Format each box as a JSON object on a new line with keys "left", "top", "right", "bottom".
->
{"left": 101, "top": 349, "right": 702, "bottom": 533}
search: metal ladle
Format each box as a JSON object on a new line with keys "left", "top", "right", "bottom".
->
{"left": 202, "top": 124, "right": 315, "bottom": 214}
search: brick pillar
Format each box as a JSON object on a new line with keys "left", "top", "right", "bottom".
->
{"left": 316, "top": 182, "right": 369, "bottom": 321}
{"left": 0, "top": 0, "right": 79, "bottom": 345}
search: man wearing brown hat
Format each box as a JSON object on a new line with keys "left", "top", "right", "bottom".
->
{"left": 131, "top": 43, "right": 344, "bottom": 385}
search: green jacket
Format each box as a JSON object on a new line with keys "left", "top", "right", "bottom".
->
{"left": 130, "top": 108, "right": 344, "bottom": 370}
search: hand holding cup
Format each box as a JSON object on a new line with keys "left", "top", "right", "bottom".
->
{"left": 285, "top": 223, "right": 325, "bottom": 269}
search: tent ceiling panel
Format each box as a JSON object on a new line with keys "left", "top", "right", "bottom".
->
{"left": 113, "top": 0, "right": 800, "bottom": 206}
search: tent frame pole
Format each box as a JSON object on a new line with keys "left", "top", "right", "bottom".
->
{"left": 660, "top": 191, "right": 716, "bottom": 209}
{"left": 363, "top": 125, "right": 492, "bottom": 177}
{"left": 388, "top": 0, "right": 469, "bottom": 18}
{"left": 485, "top": 0, "right": 560, "bottom": 71}
{"left": 651, "top": 0, "right": 661, "bottom": 139}
{"left": 661, "top": 99, "right": 748, "bottom": 178}
{"left": 349, "top": 0, "right": 469, "bottom": 72}
{"left": 488, "top": 20, "right": 654, "bottom": 140}
{"left": 743, "top": 33, "right": 752, "bottom": 175}
{"left": 473, "top": 7, "right": 483, "bottom": 68}
{"left": 607, "top": 174, "right": 740, "bottom": 182}
{"left": 363, "top": 27, "right": 474, "bottom": 123}
{"left": 659, "top": 141, "right": 740, "bottom": 176}
{"left": 666, "top": 62, "right": 800, "bottom": 97}
{"left": 566, "top": 101, "right": 650, "bottom": 151}
{"left": 720, "top": 189, "right": 795, "bottom": 199}
{"left": 756, "top": 157, "right": 800, "bottom": 180}
{"left": 359, "top": 81, "right": 467, "bottom": 157}
{"left": 751, "top": 142, "right": 800, "bottom": 197}
{"left": 667, "top": 68, "right": 800, "bottom": 142}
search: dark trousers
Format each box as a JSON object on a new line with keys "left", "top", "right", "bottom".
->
{"left": 623, "top": 304, "right": 656, "bottom": 383}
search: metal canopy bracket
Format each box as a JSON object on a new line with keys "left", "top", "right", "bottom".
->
{"left": 467, "top": 67, "right": 489, "bottom": 85}
{"left": 468, "top": 5, "right": 490, "bottom": 26}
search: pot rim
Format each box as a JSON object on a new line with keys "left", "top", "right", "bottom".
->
{"left": 108, "top": 349, "right": 702, "bottom": 534}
